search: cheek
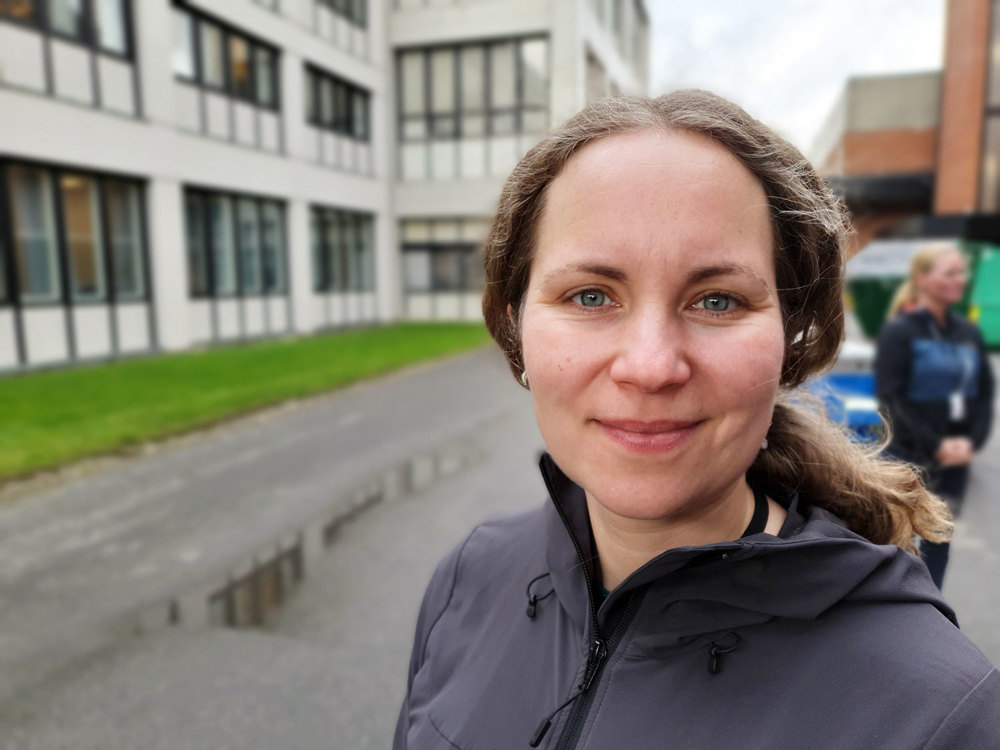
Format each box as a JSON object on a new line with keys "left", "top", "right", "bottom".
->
{"left": 698, "top": 327, "right": 784, "bottom": 412}
{"left": 521, "top": 318, "right": 606, "bottom": 390}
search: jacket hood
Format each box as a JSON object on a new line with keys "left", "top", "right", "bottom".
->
{"left": 539, "top": 453, "right": 954, "bottom": 644}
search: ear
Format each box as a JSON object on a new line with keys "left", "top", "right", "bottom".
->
{"left": 506, "top": 303, "right": 515, "bottom": 325}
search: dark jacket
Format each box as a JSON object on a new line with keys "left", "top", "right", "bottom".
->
{"left": 875, "top": 308, "right": 994, "bottom": 464}
{"left": 395, "top": 455, "right": 1000, "bottom": 749}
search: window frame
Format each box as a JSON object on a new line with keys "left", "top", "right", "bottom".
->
{"left": 395, "top": 35, "right": 550, "bottom": 144}
{"left": 0, "top": 0, "right": 135, "bottom": 60}
{"left": 401, "top": 242, "right": 482, "bottom": 292}
{"left": 172, "top": 2, "right": 281, "bottom": 112}
{"left": 1, "top": 157, "right": 150, "bottom": 309}
{"left": 183, "top": 187, "right": 289, "bottom": 300}
{"left": 317, "top": 0, "right": 366, "bottom": 29}
{"left": 305, "top": 64, "right": 371, "bottom": 142}
{"left": 310, "top": 205, "right": 375, "bottom": 293}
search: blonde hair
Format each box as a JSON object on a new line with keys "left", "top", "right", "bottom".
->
{"left": 482, "top": 91, "right": 950, "bottom": 552}
{"left": 886, "top": 242, "right": 964, "bottom": 319}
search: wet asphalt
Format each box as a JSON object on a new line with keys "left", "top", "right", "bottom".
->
{"left": 0, "top": 347, "right": 997, "bottom": 749}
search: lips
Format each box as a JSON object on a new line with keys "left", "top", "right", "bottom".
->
{"left": 595, "top": 418, "right": 701, "bottom": 453}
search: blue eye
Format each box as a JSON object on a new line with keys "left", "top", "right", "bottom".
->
{"left": 696, "top": 294, "right": 736, "bottom": 312}
{"left": 572, "top": 289, "right": 609, "bottom": 307}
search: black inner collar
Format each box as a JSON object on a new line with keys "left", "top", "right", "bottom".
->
{"left": 741, "top": 484, "right": 769, "bottom": 538}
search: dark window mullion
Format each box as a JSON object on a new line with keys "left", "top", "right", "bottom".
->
{"left": 192, "top": 15, "right": 204, "bottom": 86}
{"left": 96, "top": 178, "right": 116, "bottom": 304}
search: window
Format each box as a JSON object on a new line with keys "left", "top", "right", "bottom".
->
{"left": 185, "top": 194, "right": 208, "bottom": 296}
{"left": 208, "top": 195, "right": 236, "bottom": 295}
{"left": 305, "top": 66, "right": 370, "bottom": 141}
{"left": 4, "top": 162, "right": 148, "bottom": 305}
{"left": 255, "top": 47, "right": 276, "bottom": 108}
{"left": 174, "top": 4, "right": 280, "bottom": 110}
{"left": 229, "top": 35, "right": 252, "bottom": 100}
{"left": 184, "top": 190, "right": 287, "bottom": 298}
{"left": 260, "top": 202, "right": 286, "bottom": 293}
{"left": 237, "top": 198, "right": 262, "bottom": 294}
{"left": 8, "top": 165, "right": 60, "bottom": 304}
{"left": 318, "top": 0, "right": 366, "bottom": 28}
{"left": 105, "top": 180, "right": 144, "bottom": 300}
{"left": 49, "top": 0, "right": 84, "bottom": 39}
{"left": 397, "top": 37, "right": 550, "bottom": 143}
{"left": 200, "top": 22, "right": 224, "bottom": 88}
{"left": 401, "top": 219, "right": 486, "bottom": 292}
{"left": 172, "top": 9, "right": 195, "bottom": 78}
{"left": 1, "top": 0, "right": 130, "bottom": 56}
{"left": 311, "top": 207, "right": 375, "bottom": 292}
{"left": 95, "top": 0, "right": 127, "bottom": 55}
{"left": 0, "top": 0, "right": 39, "bottom": 24}
{"left": 60, "top": 174, "right": 106, "bottom": 302}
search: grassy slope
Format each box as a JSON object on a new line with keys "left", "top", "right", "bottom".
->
{"left": 0, "top": 323, "right": 489, "bottom": 481}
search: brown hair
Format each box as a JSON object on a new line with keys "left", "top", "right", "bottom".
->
{"left": 481, "top": 90, "right": 950, "bottom": 552}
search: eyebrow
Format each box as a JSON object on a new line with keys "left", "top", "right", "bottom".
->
{"left": 541, "top": 263, "right": 628, "bottom": 285}
{"left": 541, "top": 261, "right": 769, "bottom": 287}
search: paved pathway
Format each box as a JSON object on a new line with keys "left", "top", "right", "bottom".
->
{"left": 1, "top": 347, "right": 998, "bottom": 748}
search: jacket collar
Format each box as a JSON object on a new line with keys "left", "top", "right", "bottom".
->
{"left": 537, "top": 453, "right": 955, "bottom": 641}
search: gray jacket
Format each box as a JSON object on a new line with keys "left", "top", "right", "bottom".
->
{"left": 395, "top": 455, "right": 1000, "bottom": 749}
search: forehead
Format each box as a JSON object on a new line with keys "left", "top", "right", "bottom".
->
{"left": 534, "top": 129, "right": 775, "bottom": 277}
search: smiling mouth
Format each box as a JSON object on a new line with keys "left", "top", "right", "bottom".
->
{"left": 595, "top": 419, "right": 702, "bottom": 453}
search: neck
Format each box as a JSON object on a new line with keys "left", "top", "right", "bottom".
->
{"left": 586, "top": 478, "right": 755, "bottom": 591}
{"left": 918, "top": 297, "right": 949, "bottom": 325}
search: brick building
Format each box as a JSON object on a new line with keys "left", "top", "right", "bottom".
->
{"left": 814, "top": 0, "right": 1000, "bottom": 256}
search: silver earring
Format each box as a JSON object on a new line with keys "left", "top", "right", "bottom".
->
{"left": 761, "top": 437, "right": 768, "bottom": 450}
{"left": 520, "top": 370, "right": 529, "bottom": 388}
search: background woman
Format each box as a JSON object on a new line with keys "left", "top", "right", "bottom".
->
{"left": 395, "top": 93, "right": 999, "bottom": 749}
{"left": 876, "top": 243, "right": 994, "bottom": 589}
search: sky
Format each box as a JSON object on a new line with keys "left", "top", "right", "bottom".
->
{"left": 648, "top": 0, "right": 946, "bottom": 159}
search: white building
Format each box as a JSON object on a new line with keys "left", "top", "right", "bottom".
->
{"left": 0, "top": 0, "right": 649, "bottom": 372}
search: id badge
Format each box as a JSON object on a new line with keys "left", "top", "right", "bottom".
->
{"left": 949, "top": 391, "right": 965, "bottom": 421}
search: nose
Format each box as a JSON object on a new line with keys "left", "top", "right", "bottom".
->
{"left": 608, "top": 306, "right": 692, "bottom": 392}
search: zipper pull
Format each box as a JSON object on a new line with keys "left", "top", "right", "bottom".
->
{"left": 579, "top": 638, "right": 607, "bottom": 692}
{"left": 527, "top": 639, "right": 608, "bottom": 747}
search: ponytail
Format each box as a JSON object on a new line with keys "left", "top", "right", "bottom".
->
{"left": 751, "top": 395, "right": 951, "bottom": 553}
{"left": 885, "top": 279, "right": 917, "bottom": 320}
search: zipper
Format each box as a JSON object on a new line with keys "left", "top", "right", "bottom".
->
{"left": 552, "top": 592, "right": 638, "bottom": 750}
{"left": 534, "top": 466, "right": 641, "bottom": 749}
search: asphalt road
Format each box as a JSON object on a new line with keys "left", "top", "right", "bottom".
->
{"left": 1, "top": 347, "right": 998, "bottom": 749}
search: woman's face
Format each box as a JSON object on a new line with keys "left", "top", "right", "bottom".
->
{"left": 520, "top": 129, "right": 785, "bottom": 524}
{"left": 917, "top": 249, "right": 967, "bottom": 307}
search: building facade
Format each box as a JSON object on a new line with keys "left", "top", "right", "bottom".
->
{"left": 814, "top": 0, "right": 1000, "bottom": 255}
{"left": 0, "top": 0, "right": 648, "bottom": 372}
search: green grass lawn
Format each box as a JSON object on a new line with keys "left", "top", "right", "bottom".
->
{"left": 0, "top": 323, "right": 490, "bottom": 482}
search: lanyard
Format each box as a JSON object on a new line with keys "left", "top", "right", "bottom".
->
{"left": 924, "top": 313, "right": 975, "bottom": 421}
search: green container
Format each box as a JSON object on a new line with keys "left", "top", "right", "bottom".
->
{"left": 847, "top": 241, "right": 987, "bottom": 339}
{"left": 847, "top": 277, "right": 902, "bottom": 339}
{"left": 970, "top": 245, "right": 1000, "bottom": 347}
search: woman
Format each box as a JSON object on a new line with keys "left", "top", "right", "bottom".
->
{"left": 394, "top": 92, "right": 1000, "bottom": 749}
{"left": 876, "top": 244, "right": 994, "bottom": 589}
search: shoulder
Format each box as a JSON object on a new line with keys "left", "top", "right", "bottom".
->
{"left": 450, "top": 505, "right": 548, "bottom": 583}
{"left": 422, "top": 505, "right": 547, "bottom": 603}
{"left": 877, "top": 312, "right": 919, "bottom": 343}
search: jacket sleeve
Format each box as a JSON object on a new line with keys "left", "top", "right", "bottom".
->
{"left": 969, "top": 329, "right": 994, "bottom": 451}
{"left": 392, "top": 533, "right": 469, "bottom": 750}
{"left": 922, "top": 668, "right": 1000, "bottom": 749}
{"left": 875, "top": 320, "right": 944, "bottom": 458}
